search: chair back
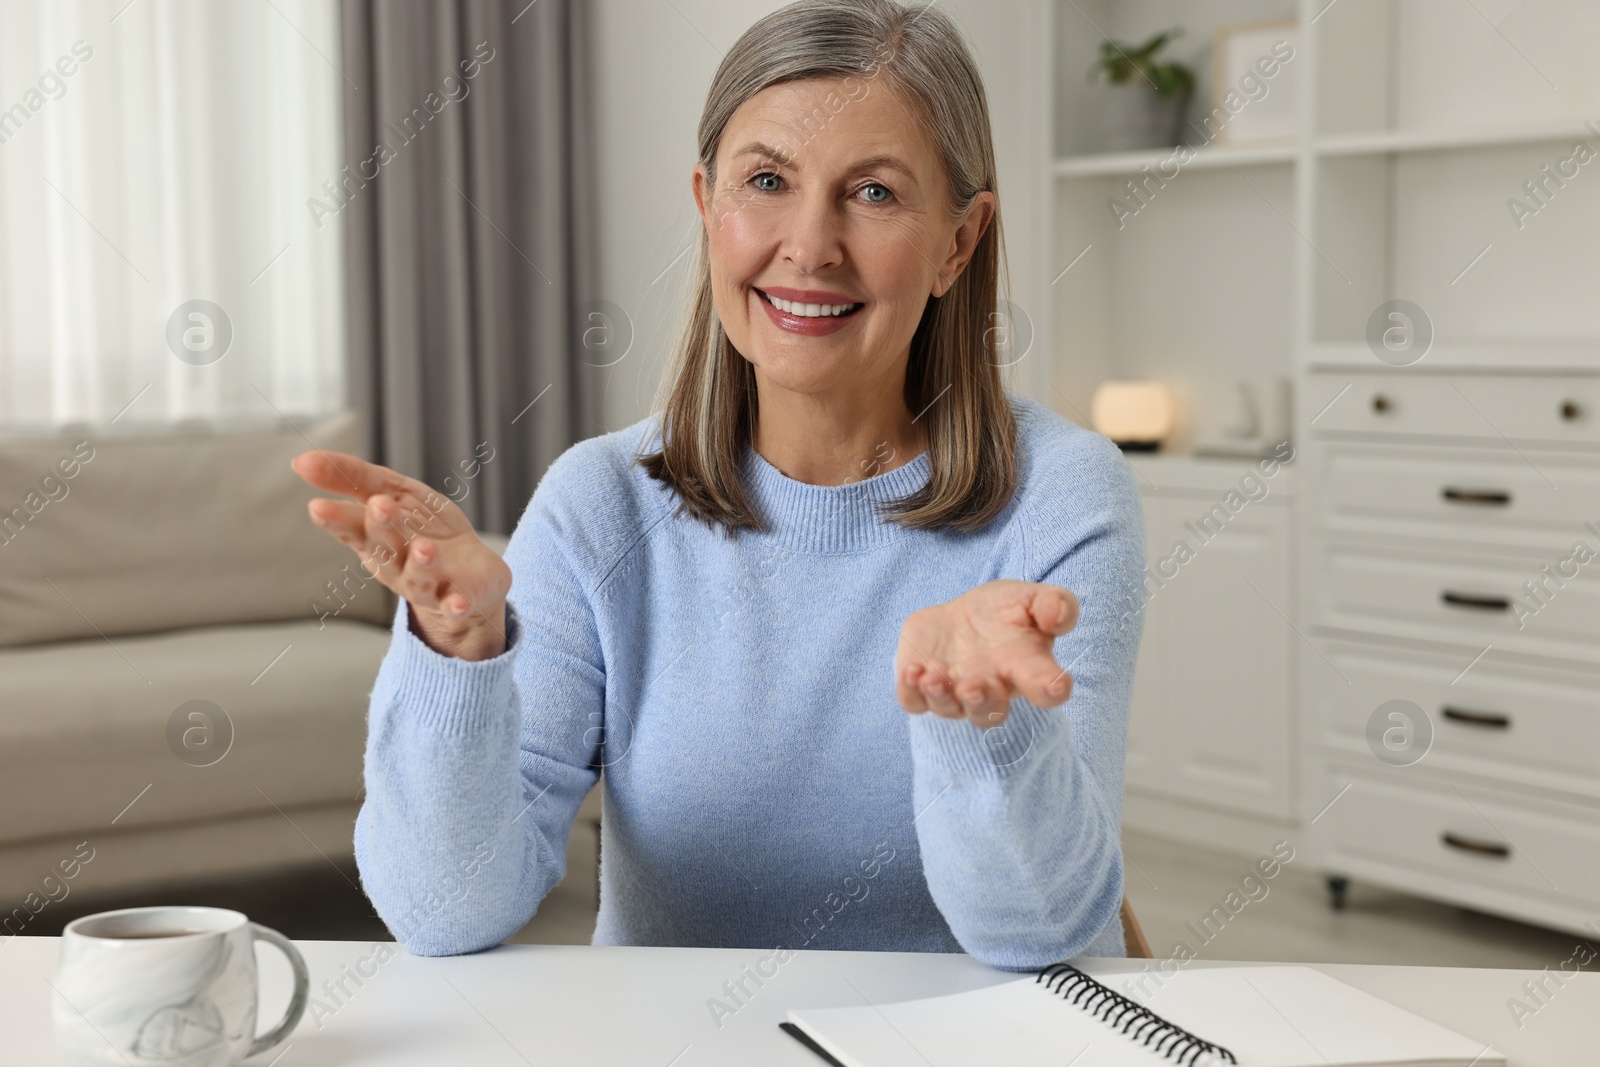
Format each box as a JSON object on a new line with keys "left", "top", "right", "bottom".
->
{"left": 1120, "top": 897, "right": 1153, "bottom": 958}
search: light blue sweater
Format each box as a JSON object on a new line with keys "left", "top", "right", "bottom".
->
{"left": 354, "top": 393, "right": 1146, "bottom": 970}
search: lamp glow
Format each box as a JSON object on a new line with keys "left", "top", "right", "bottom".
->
{"left": 1091, "top": 380, "right": 1176, "bottom": 451}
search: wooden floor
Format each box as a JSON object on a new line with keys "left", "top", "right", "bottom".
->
{"left": 23, "top": 821, "right": 1596, "bottom": 974}
{"left": 1119, "top": 829, "right": 1595, "bottom": 971}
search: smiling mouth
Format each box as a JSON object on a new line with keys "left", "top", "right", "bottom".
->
{"left": 755, "top": 289, "right": 864, "bottom": 319}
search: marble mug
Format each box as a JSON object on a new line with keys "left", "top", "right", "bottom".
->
{"left": 53, "top": 906, "right": 309, "bottom": 1067}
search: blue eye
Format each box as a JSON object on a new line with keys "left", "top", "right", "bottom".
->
{"left": 860, "top": 183, "right": 892, "bottom": 203}
{"left": 751, "top": 172, "right": 782, "bottom": 192}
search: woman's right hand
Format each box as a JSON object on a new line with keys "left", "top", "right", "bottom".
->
{"left": 291, "top": 449, "right": 513, "bottom": 661}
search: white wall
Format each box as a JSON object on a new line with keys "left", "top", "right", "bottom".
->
{"left": 590, "top": 0, "right": 1053, "bottom": 432}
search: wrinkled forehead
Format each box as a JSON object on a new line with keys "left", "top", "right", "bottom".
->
{"left": 717, "top": 75, "right": 937, "bottom": 170}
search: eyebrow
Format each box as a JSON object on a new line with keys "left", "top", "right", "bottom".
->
{"left": 731, "top": 141, "right": 919, "bottom": 180}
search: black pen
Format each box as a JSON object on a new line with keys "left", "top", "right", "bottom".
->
{"left": 779, "top": 1021, "right": 849, "bottom": 1066}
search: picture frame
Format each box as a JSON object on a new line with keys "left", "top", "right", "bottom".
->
{"left": 1209, "top": 20, "right": 1300, "bottom": 145}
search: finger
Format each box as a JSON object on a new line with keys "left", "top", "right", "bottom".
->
{"left": 307, "top": 496, "right": 413, "bottom": 592}
{"left": 970, "top": 692, "right": 1012, "bottom": 729}
{"left": 435, "top": 574, "right": 479, "bottom": 620}
{"left": 898, "top": 662, "right": 930, "bottom": 713}
{"left": 307, "top": 497, "right": 398, "bottom": 585}
{"left": 918, "top": 668, "right": 965, "bottom": 719}
{"left": 362, "top": 494, "right": 411, "bottom": 587}
{"left": 306, "top": 497, "right": 367, "bottom": 545}
{"left": 397, "top": 536, "right": 447, "bottom": 612}
{"left": 1010, "top": 652, "right": 1073, "bottom": 708}
{"left": 951, "top": 675, "right": 992, "bottom": 717}
{"left": 414, "top": 541, "right": 507, "bottom": 623}
{"left": 1028, "top": 585, "right": 1080, "bottom": 636}
{"left": 291, "top": 449, "right": 419, "bottom": 504}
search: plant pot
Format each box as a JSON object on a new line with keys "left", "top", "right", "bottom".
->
{"left": 1098, "top": 86, "right": 1190, "bottom": 152}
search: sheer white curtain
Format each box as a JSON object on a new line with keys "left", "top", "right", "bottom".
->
{"left": 0, "top": 0, "right": 344, "bottom": 430}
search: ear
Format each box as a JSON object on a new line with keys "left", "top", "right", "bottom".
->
{"left": 692, "top": 162, "right": 713, "bottom": 231}
{"left": 932, "top": 190, "right": 995, "bottom": 298}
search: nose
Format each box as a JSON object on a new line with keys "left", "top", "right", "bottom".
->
{"left": 780, "top": 188, "right": 845, "bottom": 275}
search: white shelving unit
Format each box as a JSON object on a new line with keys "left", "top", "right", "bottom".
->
{"left": 1051, "top": 143, "right": 1296, "bottom": 178}
{"left": 1047, "top": 0, "right": 1600, "bottom": 932}
{"left": 1049, "top": 0, "right": 1303, "bottom": 456}
{"left": 1312, "top": 122, "right": 1598, "bottom": 157}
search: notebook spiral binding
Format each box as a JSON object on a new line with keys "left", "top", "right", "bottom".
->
{"left": 1035, "top": 964, "right": 1238, "bottom": 1066}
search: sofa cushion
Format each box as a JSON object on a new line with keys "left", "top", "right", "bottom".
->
{"left": 0, "top": 615, "right": 392, "bottom": 847}
{"left": 0, "top": 411, "right": 395, "bottom": 647}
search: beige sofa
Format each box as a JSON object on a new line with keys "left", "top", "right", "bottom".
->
{"left": 0, "top": 412, "right": 404, "bottom": 917}
{"left": 0, "top": 412, "right": 599, "bottom": 931}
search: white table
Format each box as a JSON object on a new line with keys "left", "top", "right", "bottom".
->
{"left": 5, "top": 938, "right": 1594, "bottom": 1065}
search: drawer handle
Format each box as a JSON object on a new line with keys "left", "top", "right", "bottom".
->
{"left": 1560, "top": 400, "right": 1582, "bottom": 422}
{"left": 1441, "top": 591, "right": 1511, "bottom": 612}
{"left": 1441, "top": 706, "right": 1511, "bottom": 729}
{"left": 1371, "top": 394, "right": 1392, "bottom": 414}
{"left": 1441, "top": 487, "right": 1511, "bottom": 506}
{"left": 1441, "top": 832, "right": 1511, "bottom": 859}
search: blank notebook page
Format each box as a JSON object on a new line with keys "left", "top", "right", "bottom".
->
{"left": 786, "top": 965, "right": 1504, "bottom": 1067}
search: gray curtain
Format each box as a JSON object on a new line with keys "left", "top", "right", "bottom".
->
{"left": 339, "top": 0, "right": 600, "bottom": 535}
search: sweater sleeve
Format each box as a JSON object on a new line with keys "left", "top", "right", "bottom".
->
{"left": 905, "top": 430, "right": 1146, "bottom": 971}
{"left": 353, "top": 453, "right": 609, "bottom": 957}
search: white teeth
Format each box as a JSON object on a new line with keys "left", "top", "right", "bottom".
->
{"left": 762, "top": 291, "right": 860, "bottom": 317}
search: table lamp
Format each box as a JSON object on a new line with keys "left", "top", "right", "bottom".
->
{"left": 1090, "top": 379, "right": 1176, "bottom": 452}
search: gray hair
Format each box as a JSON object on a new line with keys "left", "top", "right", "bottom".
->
{"left": 641, "top": 0, "right": 1018, "bottom": 536}
{"left": 698, "top": 0, "right": 994, "bottom": 213}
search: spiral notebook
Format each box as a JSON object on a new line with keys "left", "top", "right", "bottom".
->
{"left": 781, "top": 963, "right": 1504, "bottom": 1067}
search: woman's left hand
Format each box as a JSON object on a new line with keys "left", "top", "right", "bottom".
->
{"left": 895, "top": 580, "right": 1080, "bottom": 726}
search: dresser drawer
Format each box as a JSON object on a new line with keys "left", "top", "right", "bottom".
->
{"left": 1311, "top": 442, "right": 1600, "bottom": 554}
{"left": 1309, "top": 762, "right": 1600, "bottom": 918}
{"left": 1310, "top": 638, "right": 1600, "bottom": 798}
{"left": 1309, "top": 373, "right": 1600, "bottom": 446}
{"left": 1310, "top": 540, "right": 1600, "bottom": 663}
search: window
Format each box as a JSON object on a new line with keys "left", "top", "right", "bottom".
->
{"left": 0, "top": 0, "right": 345, "bottom": 429}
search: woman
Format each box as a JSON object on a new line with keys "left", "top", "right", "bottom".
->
{"left": 293, "top": 0, "right": 1144, "bottom": 971}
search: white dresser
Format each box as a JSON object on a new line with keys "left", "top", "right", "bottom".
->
{"left": 1123, "top": 455, "right": 1299, "bottom": 856}
{"left": 1040, "top": 0, "right": 1600, "bottom": 931}
{"left": 1299, "top": 372, "right": 1600, "bottom": 936}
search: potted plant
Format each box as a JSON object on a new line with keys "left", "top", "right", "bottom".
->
{"left": 1088, "top": 28, "right": 1194, "bottom": 152}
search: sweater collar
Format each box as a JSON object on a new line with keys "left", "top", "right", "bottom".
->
{"left": 741, "top": 442, "right": 931, "bottom": 553}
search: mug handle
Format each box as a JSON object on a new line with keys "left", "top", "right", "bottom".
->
{"left": 249, "top": 923, "right": 310, "bottom": 1057}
